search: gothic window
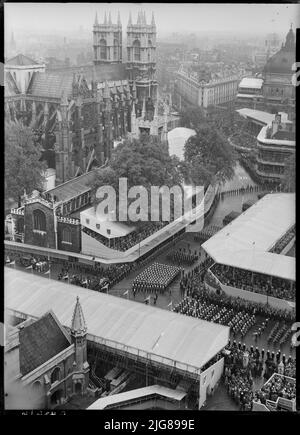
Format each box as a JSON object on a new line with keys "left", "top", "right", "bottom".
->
{"left": 62, "top": 227, "right": 72, "bottom": 244}
{"left": 133, "top": 39, "right": 141, "bottom": 61}
{"left": 33, "top": 210, "right": 46, "bottom": 232}
{"left": 99, "top": 39, "right": 107, "bottom": 60}
{"left": 113, "top": 39, "right": 119, "bottom": 60}
{"left": 32, "top": 380, "right": 42, "bottom": 392}
{"left": 50, "top": 366, "right": 61, "bottom": 384}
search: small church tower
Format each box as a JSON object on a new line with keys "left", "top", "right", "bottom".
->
{"left": 70, "top": 296, "right": 89, "bottom": 395}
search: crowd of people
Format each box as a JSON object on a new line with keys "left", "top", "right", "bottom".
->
{"left": 132, "top": 262, "right": 181, "bottom": 294}
{"left": 167, "top": 247, "right": 199, "bottom": 266}
{"left": 194, "top": 225, "right": 222, "bottom": 243}
{"left": 210, "top": 263, "right": 295, "bottom": 302}
{"left": 223, "top": 341, "right": 296, "bottom": 411}
{"left": 270, "top": 225, "right": 295, "bottom": 255}
{"left": 82, "top": 222, "right": 166, "bottom": 252}
{"left": 174, "top": 294, "right": 256, "bottom": 337}
{"left": 254, "top": 374, "right": 296, "bottom": 405}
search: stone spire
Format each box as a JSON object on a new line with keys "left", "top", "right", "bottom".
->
{"left": 94, "top": 11, "right": 99, "bottom": 26}
{"left": 71, "top": 296, "right": 87, "bottom": 336}
{"left": 143, "top": 11, "right": 147, "bottom": 25}
{"left": 151, "top": 12, "right": 156, "bottom": 27}
{"left": 104, "top": 11, "right": 107, "bottom": 25}
{"left": 117, "top": 10, "right": 121, "bottom": 26}
{"left": 137, "top": 10, "right": 141, "bottom": 25}
{"left": 128, "top": 11, "right": 132, "bottom": 26}
{"left": 141, "top": 97, "right": 146, "bottom": 119}
{"left": 284, "top": 24, "right": 295, "bottom": 50}
{"left": 61, "top": 91, "right": 68, "bottom": 106}
{"left": 103, "top": 81, "right": 110, "bottom": 99}
{"left": 108, "top": 11, "right": 112, "bottom": 25}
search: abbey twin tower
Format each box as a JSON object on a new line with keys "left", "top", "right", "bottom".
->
{"left": 5, "top": 11, "right": 168, "bottom": 186}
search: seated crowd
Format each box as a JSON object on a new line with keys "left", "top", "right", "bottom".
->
{"left": 174, "top": 294, "right": 256, "bottom": 337}
{"left": 254, "top": 374, "right": 296, "bottom": 404}
{"left": 269, "top": 225, "right": 295, "bottom": 255}
{"left": 82, "top": 222, "right": 166, "bottom": 252}
{"left": 210, "top": 263, "right": 295, "bottom": 302}
{"left": 223, "top": 341, "right": 296, "bottom": 411}
{"left": 132, "top": 262, "right": 181, "bottom": 294}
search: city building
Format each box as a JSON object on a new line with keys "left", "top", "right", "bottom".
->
{"left": 174, "top": 64, "right": 241, "bottom": 109}
{"left": 256, "top": 113, "right": 295, "bottom": 182}
{"left": 236, "top": 77, "right": 264, "bottom": 108}
{"left": 5, "top": 296, "right": 90, "bottom": 409}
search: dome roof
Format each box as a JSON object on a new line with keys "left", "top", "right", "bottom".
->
{"left": 264, "top": 26, "right": 295, "bottom": 74}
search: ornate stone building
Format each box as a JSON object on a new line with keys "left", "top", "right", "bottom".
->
{"left": 5, "top": 11, "right": 164, "bottom": 186}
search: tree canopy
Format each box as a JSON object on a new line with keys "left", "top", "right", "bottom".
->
{"left": 5, "top": 121, "right": 47, "bottom": 205}
{"left": 183, "top": 124, "right": 236, "bottom": 186}
{"left": 90, "top": 133, "right": 183, "bottom": 224}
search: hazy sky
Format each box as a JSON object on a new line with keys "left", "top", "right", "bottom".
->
{"left": 5, "top": 3, "right": 300, "bottom": 37}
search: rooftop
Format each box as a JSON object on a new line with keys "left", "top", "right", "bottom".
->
{"left": 19, "top": 311, "right": 71, "bottom": 376}
{"left": 236, "top": 108, "right": 288, "bottom": 126}
{"left": 6, "top": 53, "right": 41, "bottom": 66}
{"left": 202, "top": 193, "right": 295, "bottom": 281}
{"left": 5, "top": 268, "right": 230, "bottom": 373}
{"left": 238, "top": 77, "right": 263, "bottom": 90}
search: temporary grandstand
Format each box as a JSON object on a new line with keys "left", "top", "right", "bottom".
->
{"left": 5, "top": 268, "right": 230, "bottom": 409}
{"left": 202, "top": 193, "right": 295, "bottom": 309}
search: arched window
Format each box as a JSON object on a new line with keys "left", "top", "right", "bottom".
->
{"left": 99, "top": 39, "right": 107, "bottom": 60}
{"left": 62, "top": 227, "right": 72, "bottom": 244}
{"left": 16, "top": 217, "right": 24, "bottom": 234}
{"left": 51, "top": 367, "right": 61, "bottom": 384}
{"left": 133, "top": 39, "right": 141, "bottom": 61}
{"left": 32, "top": 380, "right": 42, "bottom": 392}
{"left": 33, "top": 210, "right": 46, "bottom": 232}
{"left": 113, "top": 39, "right": 119, "bottom": 61}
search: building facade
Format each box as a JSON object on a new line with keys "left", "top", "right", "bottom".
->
{"left": 256, "top": 112, "right": 295, "bottom": 182}
{"left": 5, "top": 11, "right": 161, "bottom": 186}
{"left": 174, "top": 65, "right": 240, "bottom": 109}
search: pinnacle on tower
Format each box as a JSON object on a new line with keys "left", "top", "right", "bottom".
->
{"left": 103, "top": 81, "right": 110, "bottom": 99}
{"left": 151, "top": 12, "right": 156, "bottom": 27}
{"left": 142, "top": 97, "right": 146, "bottom": 118}
{"left": 94, "top": 11, "right": 99, "bottom": 26}
{"left": 104, "top": 11, "right": 107, "bottom": 25}
{"left": 128, "top": 11, "right": 132, "bottom": 26}
{"left": 117, "top": 11, "right": 121, "bottom": 26}
{"left": 137, "top": 10, "right": 141, "bottom": 25}
{"left": 131, "top": 101, "right": 136, "bottom": 118}
{"left": 108, "top": 11, "right": 112, "bottom": 25}
{"left": 61, "top": 91, "right": 68, "bottom": 106}
{"left": 143, "top": 11, "right": 147, "bottom": 25}
{"left": 71, "top": 296, "right": 87, "bottom": 335}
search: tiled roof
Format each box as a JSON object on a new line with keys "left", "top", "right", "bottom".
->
{"left": 27, "top": 72, "right": 74, "bottom": 99}
{"left": 6, "top": 53, "right": 39, "bottom": 66}
{"left": 19, "top": 311, "right": 71, "bottom": 376}
{"left": 46, "top": 168, "right": 101, "bottom": 203}
{"left": 47, "top": 63, "right": 127, "bottom": 82}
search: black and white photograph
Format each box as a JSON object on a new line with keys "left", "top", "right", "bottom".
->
{"left": 2, "top": 2, "right": 298, "bottom": 417}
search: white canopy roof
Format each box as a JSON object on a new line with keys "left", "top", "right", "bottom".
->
{"left": 202, "top": 193, "right": 295, "bottom": 281}
{"left": 87, "top": 385, "right": 187, "bottom": 409}
{"left": 239, "top": 77, "right": 263, "bottom": 90}
{"left": 167, "top": 127, "right": 196, "bottom": 161}
{"left": 236, "top": 108, "right": 288, "bottom": 126}
{"left": 5, "top": 269, "right": 229, "bottom": 373}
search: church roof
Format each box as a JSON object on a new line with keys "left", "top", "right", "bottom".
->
{"left": 6, "top": 53, "right": 40, "bottom": 66}
{"left": 46, "top": 63, "right": 127, "bottom": 83}
{"left": 27, "top": 72, "right": 74, "bottom": 99}
{"left": 19, "top": 311, "right": 71, "bottom": 376}
{"left": 71, "top": 297, "right": 87, "bottom": 335}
